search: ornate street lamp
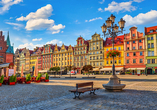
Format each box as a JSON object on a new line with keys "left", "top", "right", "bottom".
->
{"left": 101, "top": 14, "right": 126, "bottom": 91}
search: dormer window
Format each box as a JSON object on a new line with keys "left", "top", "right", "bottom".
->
{"left": 156, "top": 29, "right": 157, "bottom": 32}
{"left": 150, "top": 30, "right": 153, "bottom": 33}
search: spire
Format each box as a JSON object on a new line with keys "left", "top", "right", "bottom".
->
{"left": 7, "top": 31, "right": 11, "bottom": 46}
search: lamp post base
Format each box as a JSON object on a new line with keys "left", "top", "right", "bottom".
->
{"left": 102, "top": 75, "right": 126, "bottom": 92}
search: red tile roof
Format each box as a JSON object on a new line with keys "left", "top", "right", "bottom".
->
{"left": 104, "top": 35, "right": 124, "bottom": 47}
{"left": 145, "top": 26, "right": 157, "bottom": 35}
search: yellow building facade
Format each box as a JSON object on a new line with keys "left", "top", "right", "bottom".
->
{"left": 102, "top": 35, "right": 124, "bottom": 74}
{"left": 53, "top": 44, "right": 73, "bottom": 69}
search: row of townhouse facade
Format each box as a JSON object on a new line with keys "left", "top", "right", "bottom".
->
{"left": 14, "top": 26, "right": 157, "bottom": 74}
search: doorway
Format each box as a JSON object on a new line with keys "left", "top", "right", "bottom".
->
{"left": 147, "top": 69, "right": 152, "bottom": 74}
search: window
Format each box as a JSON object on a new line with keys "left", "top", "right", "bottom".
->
{"left": 119, "top": 60, "right": 121, "bottom": 64}
{"left": 133, "top": 47, "right": 135, "bottom": 50}
{"left": 119, "top": 54, "right": 121, "bottom": 57}
{"left": 140, "top": 59, "right": 143, "bottom": 63}
{"left": 97, "top": 42, "right": 98, "bottom": 44}
{"left": 127, "top": 60, "right": 129, "bottom": 64}
{"left": 148, "top": 51, "right": 151, "bottom": 56}
{"left": 107, "top": 61, "right": 108, "bottom": 64}
{"left": 152, "top": 59, "right": 155, "bottom": 63}
{"left": 97, "top": 47, "right": 98, "bottom": 49}
{"left": 139, "top": 40, "right": 142, "bottom": 43}
{"left": 133, "top": 34, "right": 135, "bottom": 37}
{"left": 151, "top": 37, "right": 153, "bottom": 40}
{"left": 127, "top": 47, "right": 129, "bottom": 50}
{"left": 118, "top": 47, "right": 121, "bottom": 50}
{"left": 0, "top": 47, "right": 2, "bottom": 50}
{"left": 100, "top": 62, "right": 102, "bottom": 65}
{"left": 100, "top": 56, "right": 102, "bottom": 59}
{"left": 115, "top": 60, "right": 117, "bottom": 64}
{"left": 110, "top": 61, "right": 112, "bottom": 64}
{"left": 110, "top": 48, "right": 112, "bottom": 50}
{"left": 151, "top": 43, "right": 154, "bottom": 48}
{"left": 93, "top": 52, "right": 95, "bottom": 54}
{"left": 133, "top": 52, "right": 136, "bottom": 56}
{"left": 139, "top": 46, "right": 142, "bottom": 49}
{"left": 147, "top": 37, "right": 150, "bottom": 40}
{"left": 106, "top": 49, "right": 108, "bottom": 51}
{"left": 114, "top": 48, "right": 116, "bottom": 50}
{"left": 127, "top": 42, "right": 129, "bottom": 44}
{"left": 97, "top": 63, "right": 99, "bottom": 66}
{"left": 150, "top": 30, "right": 153, "bottom": 33}
{"left": 148, "top": 44, "right": 150, "bottom": 48}
{"left": 97, "top": 52, "right": 99, "bottom": 54}
{"left": 133, "top": 41, "right": 135, "bottom": 43}
{"left": 93, "top": 43, "right": 95, "bottom": 45}
{"left": 140, "top": 52, "right": 143, "bottom": 56}
{"left": 97, "top": 56, "right": 99, "bottom": 59}
{"left": 93, "top": 56, "right": 95, "bottom": 60}
{"left": 133, "top": 59, "right": 136, "bottom": 63}
{"left": 93, "top": 47, "right": 95, "bottom": 50}
{"left": 147, "top": 59, "right": 150, "bottom": 64}
{"left": 127, "top": 53, "right": 129, "bottom": 57}
{"left": 156, "top": 29, "right": 157, "bottom": 32}
{"left": 152, "top": 51, "right": 154, "bottom": 56}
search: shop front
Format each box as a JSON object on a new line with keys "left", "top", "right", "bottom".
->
{"left": 146, "top": 64, "right": 157, "bottom": 74}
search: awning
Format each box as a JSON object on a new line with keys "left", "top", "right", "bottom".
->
{"left": 39, "top": 70, "right": 49, "bottom": 73}
{"left": 0, "top": 63, "right": 10, "bottom": 68}
{"left": 93, "top": 68, "right": 99, "bottom": 71}
{"left": 126, "top": 68, "right": 145, "bottom": 70}
{"left": 100, "top": 67, "right": 123, "bottom": 71}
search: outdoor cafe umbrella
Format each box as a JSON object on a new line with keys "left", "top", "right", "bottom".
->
{"left": 21, "top": 64, "right": 24, "bottom": 77}
{"left": 1, "top": 68, "right": 4, "bottom": 76}
{"left": 14, "top": 66, "right": 16, "bottom": 76}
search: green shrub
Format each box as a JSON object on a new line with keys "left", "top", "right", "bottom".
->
{"left": 0, "top": 75, "right": 4, "bottom": 83}
{"left": 45, "top": 73, "right": 49, "bottom": 80}
{"left": 9, "top": 75, "right": 16, "bottom": 82}
{"left": 36, "top": 73, "right": 42, "bottom": 81}
{"left": 26, "top": 74, "right": 31, "bottom": 82}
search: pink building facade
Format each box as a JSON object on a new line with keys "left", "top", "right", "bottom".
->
{"left": 124, "top": 27, "right": 146, "bottom": 75}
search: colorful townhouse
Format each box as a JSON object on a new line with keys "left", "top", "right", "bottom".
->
{"left": 36, "top": 47, "right": 43, "bottom": 71}
{"left": 41, "top": 44, "right": 53, "bottom": 71}
{"left": 25, "top": 50, "right": 33, "bottom": 72}
{"left": 101, "top": 35, "right": 124, "bottom": 74}
{"left": 30, "top": 50, "right": 38, "bottom": 72}
{"left": 145, "top": 26, "right": 157, "bottom": 74}
{"left": 14, "top": 49, "right": 23, "bottom": 73}
{"left": 53, "top": 44, "right": 73, "bottom": 71}
{"left": 19, "top": 50, "right": 26, "bottom": 72}
{"left": 88, "top": 33, "right": 104, "bottom": 72}
{"left": 124, "top": 27, "right": 145, "bottom": 75}
{"left": 74, "top": 36, "right": 89, "bottom": 74}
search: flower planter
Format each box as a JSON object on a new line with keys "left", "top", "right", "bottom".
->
{"left": 25, "top": 81, "right": 31, "bottom": 84}
{"left": 9, "top": 82, "right": 15, "bottom": 85}
{"left": 44, "top": 79, "right": 49, "bottom": 82}
{"left": 130, "top": 73, "right": 132, "bottom": 75}
{"left": 36, "top": 80, "right": 40, "bottom": 83}
{"left": 0, "top": 83, "right": 2, "bottom": 86}
{"left": 137, "top": 74, "right": 140, "bottom": 76}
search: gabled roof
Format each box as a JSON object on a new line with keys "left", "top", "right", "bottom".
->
{"left": 104, "top": 35, "right": 124, "bottom": 47}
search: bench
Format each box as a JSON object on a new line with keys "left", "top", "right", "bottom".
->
{"left": 69, "top": 82, "right": 100, "bottom": 99}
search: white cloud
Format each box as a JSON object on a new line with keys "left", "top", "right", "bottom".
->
{"left": 25, "top": 18, "right": 54, "bottom": 30}
{"left": 9, "top": 17, "right": 13, "bottom": 19}
{"left": 105, "top": 1, "right": 136, "bottom": 13}
{"left": 61, "top": 31, "right": 63, "bottom": 33}
{"left": 98, "top": 8, "right": 103, "bottom": 12}
{"left": 32, "top": 38, "right": 42, "bottom": 41}
{"left": 75, "top": 20, "right": 80, "bottom": 24}
{"left": 85, "top": 17, "right": 102, "bottom": 22}
{"left": 16, "top": 4, "right": 53, "bottom": 21}
{"left": 99, "top": 0, "right": 105, "bottom": 4}
{"left": 0, "top": 0, "right": 23, "bottom": 14}
{"left": 133, "top": 0, "right": 144, "bottom": 3}
{"left": 46, "top": 39, "right": 62, "bottom": 46}
{"left": 15, "top": 43, "right": 43, "bottom": 50}
{"left": 5, "top": 22, "right": 23, "bottom": 30}
{"left": 15, "top": 37, "right": 29, "bottom": 43}
{"left": 123, "top": 10, "right": 157, "bottom": 27}
{"left": 16, "top": 4, "right": 65, "bottom": 34}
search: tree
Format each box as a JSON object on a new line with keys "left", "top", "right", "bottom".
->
{"left": 82, "top": 65, "right": 93, "bottom": 77}
{"left": 49, "top": 66, "right": 60, "bottom": 77}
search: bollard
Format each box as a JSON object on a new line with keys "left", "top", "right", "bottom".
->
{"left": 118, "top": 79, "right": 121, "bottom": 84}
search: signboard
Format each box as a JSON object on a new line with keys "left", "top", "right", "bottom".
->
{"left": 137, "top": 70, "right": 140, "bottom": 74}
{"left": 9, "top": 69, "right": 14, "bottom": 76}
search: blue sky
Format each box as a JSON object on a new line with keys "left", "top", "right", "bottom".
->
{"left": 0, "top": 0, "right": 157, "bottom": 51}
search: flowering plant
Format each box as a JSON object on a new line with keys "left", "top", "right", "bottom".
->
{"left": 106, "top": 50, "right": 120, "bottom": 57}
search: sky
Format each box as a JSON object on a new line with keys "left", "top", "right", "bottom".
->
{"left": 0, "top": 0, "right": 157, "bottom": 51}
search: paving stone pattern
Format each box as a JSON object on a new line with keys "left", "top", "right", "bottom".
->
{"left": 0, "top": 75, "right": 157, "bottom": 110}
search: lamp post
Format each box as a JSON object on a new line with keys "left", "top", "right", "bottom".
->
{"left": 101, "top": 14, "right": 126, "bottom": 91}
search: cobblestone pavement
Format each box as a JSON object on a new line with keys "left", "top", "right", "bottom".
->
{"left": 0, "top": 75, "right": 157, "bottom": 110}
